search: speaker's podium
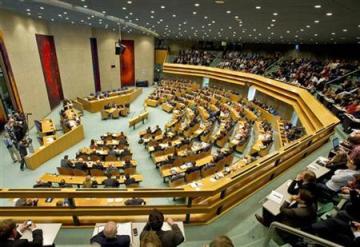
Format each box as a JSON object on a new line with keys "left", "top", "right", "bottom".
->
{"left": 135, "top": 80, "right": 149, "bottom": 87}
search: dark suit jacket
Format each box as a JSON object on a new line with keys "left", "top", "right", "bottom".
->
{"left": 90, "top": 231, "right": 130, "bottom": 247}
{"left": 0, "top": 229, "right": 43, "bottom": 247}
{"left": 103, "top": 178, "right": 119, "bottom": 188}
{"left": 280, "top": 201, "right": 317, "bottom": 228}
{"left": 140, "top": 223, "right": 184, "bottom": 247}
{"left": 75, "top": 162, "right": 87, "bottom": 170}
{"left": 60, "top": 159, "right": 72, "bottom": 168}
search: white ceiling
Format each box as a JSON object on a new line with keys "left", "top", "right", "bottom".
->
{"left": 1, "top": 0, "right": 360, "bottom": 44}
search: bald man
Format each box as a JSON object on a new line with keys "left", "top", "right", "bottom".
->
{"left": 90, "top": 221, "right": 130, "bottom": 247}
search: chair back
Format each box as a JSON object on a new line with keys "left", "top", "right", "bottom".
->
{"left": 105, "top": 155, "right": 117, "bottom": 162}
{"left": 185, "top": 169, "right": 201, "bottom": 183}
{"left": 126, "top": 182, "right": 139, "bottom": 188}
{"left": 201, "top": 164, "right": 217, "bottom": 178}
{"left": 57, "top": 167, "right": 74, "bottom": 176}
{"left": 73, "top": 169, "right": 88, "bottom": 176}
{"left": 90, "top": 154, "right": 102, "bottom": 162}
{"left": 169, "top": 176, "right": 185, "bottom": 187}
{"left": 90, "top": 169, "right": 105, "bottom": 176}
{"left": 112, "top": 109, "right": 120, "bottom": 119}
{"left": 34, "top": 120, "right": 42, "bottom": 132}
{"left": 124, "top": 166, "right": 136, "bottom": 175}
{"left": 101, "top": 110, "right": 110, "bottom": 120}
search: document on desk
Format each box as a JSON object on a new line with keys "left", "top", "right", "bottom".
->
{"left": 267, "top": 190, "right": 283, "bottom": 204}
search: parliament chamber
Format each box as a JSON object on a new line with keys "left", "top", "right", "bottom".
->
{"left": 0, "top": 0, "right": 359, "bottom": 246}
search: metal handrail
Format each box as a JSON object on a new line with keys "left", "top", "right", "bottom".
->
{"left": 263, "top": 222, "right": 343, "bottom": 247}
{"left": 325, "top": 68, "right": 360, "bottom": 85}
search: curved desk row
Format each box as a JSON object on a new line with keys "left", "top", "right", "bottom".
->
{"left": 78, "top": 88, "right": 142, "bottom": 113}
{"left": 25, "top": 125, "right": 85, "bottom": 170}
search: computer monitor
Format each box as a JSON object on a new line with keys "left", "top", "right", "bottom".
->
{"left": 332, "top": 137, "right": 340, "bottom": 150}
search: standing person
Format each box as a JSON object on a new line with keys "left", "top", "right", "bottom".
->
{"left": 140, "top": 209, "right": 184, "bottom": 247}
{"left": 3, "top": 133, "right": 19, "bottom": 163}
{"left": 18, "top": 139, "right": 28, "bottom": 171}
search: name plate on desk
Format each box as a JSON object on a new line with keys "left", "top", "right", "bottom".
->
{"left": 267, "top": 190, "right": 283, "bottom": 204}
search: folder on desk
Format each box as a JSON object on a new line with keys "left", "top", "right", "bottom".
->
{"left": 267, "top": 190, "right": 283, "bottom": 204}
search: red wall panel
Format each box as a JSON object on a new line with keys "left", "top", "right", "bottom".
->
{"left": 36, "top": 34, "right": 63, "bottom": 109}
{"left": 120, "top": 40, "right": 135, "bottom": 87}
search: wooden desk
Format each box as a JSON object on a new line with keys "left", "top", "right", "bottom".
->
{"left": 129, "top": 111, "right": 149, "bottom": 129}
{"left": 40, "top": 119, "right": 56, "bottom": 135}
{"left": 39, "top": 173, "right": 143, "bottom": 185}
{"left": 70, "top": 160, "right": 137, "bottom": 168}
{"left": 37, "top": 198, "right": 139, "bottom": 207}
{"left": 18, "top": 223, "right": 62, "bottom": 246}
{"left": 306, "top": 157, "right": 330, "bottom": 178}
{"left": 160, "top": 155, "right": 213, "bottom": 178}
{"left": 80, "top": 88, "right": 142, "bottom": 113}
{"left": 42, "top": 135, "right": 57, "bottom": 146}
{"left": 161, "top": 103, "right": 174, "bottom": 113}
{"left": 263, "top": 180, "right": 292, "bottom": 216}
{"left": 25, "top": 125, "right": 85, "bottom": 170}
{"left": 145, "top": 98, "right": 159, "bottom": 107}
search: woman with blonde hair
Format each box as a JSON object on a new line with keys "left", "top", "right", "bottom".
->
{"left": 140, "top": 230, "right": 162, "bottom": 247}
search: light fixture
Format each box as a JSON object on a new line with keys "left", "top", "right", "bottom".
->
{"left": 314, "top": 33, "right": 318, "bottom": 36}
{"left": 150, "top": 10, "right": 155, "bottom": 14}
{"left": 172, "top": 14, "right": 176, "bottom": 17}
{"left": 63, "top": 11, "right": 67, "bottom": 14}
{"left": 331, "top": 32, "right": 336, "bottom": 35}
{"left": 102, "top": 10, "right": 106, "bottom": 14}
{"left": 27, "top": 13, "right": 31, "bottom": 15}
{"left": 326, "top": 12, "right": 333, "bottom": 16}
{"left": 226, "top": 10, "right": 231, "bottom": 14}
{"left": 342, "top": 29, "right": 348, "bottom": 32}
{"left": 306, "top": 25, "right": 311, "bottom": 28}
{"left": 314, "top": 20, "right": 319, "bottom": 23}
{"left": 194, "top": 3, "right": 200, "bottom": 7}
{"left": 38, "top": 15, "right": 42, "bottom": 19}
{"left": 161, "top": 5, "right": 165, "bottom": 9}
{"left": 40, "top": 6, "right": 44, "bottom": 10}
{"left": 26, "top": 8, "right": 30, "bottom": 12}
{"left": 193, "top": 11, "right": 197, "bottom": 15}
{"left": 127, "top": 1, "right": 132, "bottom": 4}
{"left": 314, "top": 5, "right": 322, "bottom": 8}
{"left": 272, "top": 19, "right": 276, "bottom": 22}
{"left": 84, "top": 5, "right": 88, "bottom": 8}
{"left": 273, "top": 12, "right": 278, "bottom": 16}
{"left": 122, "top": 7, "right": 126, "bottom": 10}
{"left": 256, "top": 6, "right": 261, "bottom": 10}
{"left": 204, "top": 16, "right": 208, "bottom": 19}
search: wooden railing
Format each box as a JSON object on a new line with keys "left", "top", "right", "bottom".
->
{"left": 0, "top": 64, "right": 339, "bottom": 226}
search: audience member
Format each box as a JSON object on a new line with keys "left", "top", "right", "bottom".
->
{"left": 0, "top": 219, "right": 43, "bottom": 246}
{"left": 90, "top": 221, "right": 130, "bottom": 247}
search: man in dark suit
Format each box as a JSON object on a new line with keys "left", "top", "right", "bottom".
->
{"left": 0, "top": 219, "right": 43, "bottom": 247}
{"left": 17, "top": 139, "right": 28, "bottom": 171}
{"left": 124, "top": 174, "right": 137, "bottom": 187}
{"left": 60, "top": 155, "right": 72, "bottom": 168}
{"left": 74, "top": 158, "right": 87, "bottom": 170}
{"left": 90, "top": 221, "right": 130, "bottom": 247}
{"left": 103, "top": 174, "right": 120, "bottom": 188}
{"left": 140, "top": 209, "right": 184, "bottom": 247}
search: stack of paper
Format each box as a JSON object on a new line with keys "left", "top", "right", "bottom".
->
{"left": 267, "top": 190, "right": 283, "bottom": 204}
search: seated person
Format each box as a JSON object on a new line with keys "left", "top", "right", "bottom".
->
{"left": 58, "top": 179, "right": 73, "bottom": 188}
{"left": 93, "top": 160, "right": 104, "bottom": 170}
{"left": 124, "top": 174, "right": 137, "bottom": 186}
{"left": 124, "top": 197, "right": 146, "bottom": 206}
{"left": 324, "top": 154, "right": 360, "bottom": 193}
{"left": 60, "top": 155, "right": 72, "bottom": 168}
{"left": 106, "top": 164, "right": 119, "bottom": 176}
{"left": 90, "top": 221, "right": 130, "bottom": 247}
{"left": 209, "top": 235, "right": 234, "bottom": 247}
{"left": 287, "top": 170, "right": 318, "bottom": 196}
{"left": 0, "top": 219, "right": 43, "bottom": 246}
{"left": 103, "top": 174, "right": 120, "bottom": 188}
{"left": 123, "top": 160, "right": 133, "bottom": 170}
{"left": 82, "top": 175, "right": 97, "bottom": 188}
{"left": 140, "top": 209, "right": 184, "bottom": 247}
{"left": 33, "top": 179, "right": 52, "bottom": 188}
{"left": 256, "top": 189, "right": 317, "bottom": 229}
{"left": 325, "top": 149, "right": 348, "bottom": 171}
{"left": 15, "top": 198, "right": 38, "bottom": 207}
{"left": 74, "top": 158, "right": 87, "bottom": 170}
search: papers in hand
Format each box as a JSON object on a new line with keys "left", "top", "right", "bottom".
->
{"left": 267, "top": 190, "right": 284, "bottom": 204}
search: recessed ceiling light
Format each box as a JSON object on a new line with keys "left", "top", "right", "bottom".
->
{"left": 172, "top": 14, "right": 176, "bottom": 17}
{"left": 84, "top": 5, "right": 88, "bottom": 8}
{"left": 58, "top": 14, "right": 62, "bottom": 17}
{"left": 102, "top": 11, "right": 106, "bottom": 14}
{"left": 63, "top": 11, "right": 67, "bottom": 14}
{"left": 326, "top": 12, "right": 333, "bottom": 16}
{"left": 127, "top": 1, "right": 132, "bottom": 4}
{"left": 342, "top": 29, "right": 348, "bottom": 32}
{"left": 129, "top": 12, "right": 133, "bottom": 15}
{"left": 215, "top": 1, "right": 225, "bottom": 4}
{"left": 150, "top": 16, "right": 154, "bottom": 18}
{"left": 226, "top": 10, "right": 231, "bottom": 14}
{"left": 81, "top": 0, "right": 85, "bottom": 2}
{"left": 26, "top": 8, "right": 30, "bottom": 12}
{"left": 306, "top": 25, "right": 311, "bottom": 28}
{"left": 150, "top": 10, "right": 155, "bottom": 14}
{"left": 314, "top": 5, "right": 322, "bottom": 9}
{"left": 65, "top": 17, "right": 69, "bottom": 20}
{"left": 314, "top": 20, "right": 319, "bottom": 23}
{"left": 314, "top": 33, "right": 318, "bottom": 36}
{"left": 204, "top": 16, "right": 208, "bottom": 19}
{"left": 193, "top": 11, "right": 197, "bottom": 15}
{"left": 161, "top": 5, "right": 165, "bottom": 9}
{"left": 194, "top": 3, "right": 200, "bottom": 7}
{"left": 300, "top": 29, "right": 304, "bottom": 32}
{"left": 80, "top": 20, "right": 84, "bottom": 22}
{"left": 27, "top": 12, "right": 31, "bottom": 15}
{"left": 51, "top": 18, "right": 54, "bottom": 21}
{"left": 38, "top": 15, "right": 42, "bottom": 19}
{"left": 331, "top": 32, "right": 336, "bottom": 35}
{"left": 273, "top": 12, "right": 278, "bottom": 16}
{"left": 122, "top": 7, "right": 126, "bottom": 10}
{"left": 256, "top": 6, "right": 261, "bottom": 10}
{"left": 270, "top": 24, "right": 275, "bottom": 27}
{"left": 40, "top": 6, "right": 44, "bottom": 10}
